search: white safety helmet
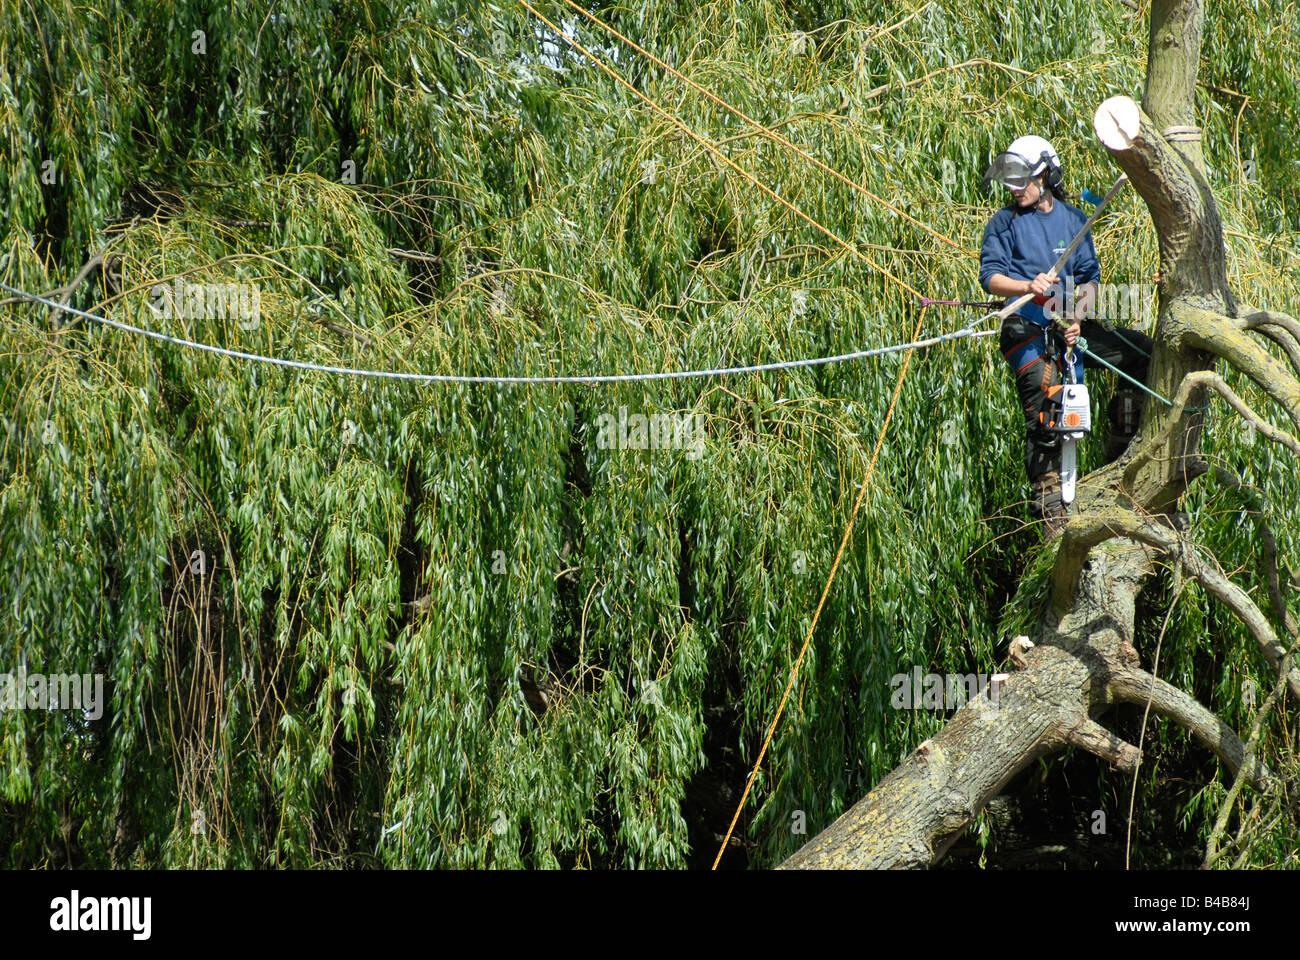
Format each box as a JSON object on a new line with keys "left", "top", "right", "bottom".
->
{"left": 983, "top": 135, "right": 1062, "bottom": 192}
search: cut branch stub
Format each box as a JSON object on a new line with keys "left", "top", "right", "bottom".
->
{"left": 1095, "top": 94, "right": 1142, "bottom": 151}
{"left": 1093, "top": 95, "right": 1230, "bottom": 305}
{"left": 1065, "top": 718, "right": 1141, "bottom": 773}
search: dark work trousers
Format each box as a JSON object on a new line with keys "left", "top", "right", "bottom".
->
{"left": 1000, "top": 314, "right": 1153, "bottom": 483}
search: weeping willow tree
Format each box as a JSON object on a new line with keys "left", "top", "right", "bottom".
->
{"left": 0, "top": 0, "right": 1295, "bottom": 869}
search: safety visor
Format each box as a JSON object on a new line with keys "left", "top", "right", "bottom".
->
{"left": 982, "top": 152, "right": 1037, "bottom": 192}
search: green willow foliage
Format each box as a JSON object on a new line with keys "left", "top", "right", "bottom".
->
{"left": 1, "top": 0, "right": 1296, "bottom": 867}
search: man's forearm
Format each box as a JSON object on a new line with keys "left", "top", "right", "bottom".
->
{"left": 986, "top": 273, "right": 1033, "bottom": 297}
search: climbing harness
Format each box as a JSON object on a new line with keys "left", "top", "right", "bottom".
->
{"left": 1047, "top": 328, "right": 1211, "bottom": 504}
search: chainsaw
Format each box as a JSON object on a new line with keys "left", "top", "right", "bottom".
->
{"left": 1052, "top": 340, "right": 1092, "bottom": 505}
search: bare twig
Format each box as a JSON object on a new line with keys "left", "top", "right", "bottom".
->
{"left": 386, "top": 248, "right": 442, "bottom": 263}
{"left": 0, "top": 228, "right": 135, "bottom": 312}
{"left": 211, "top": 218, "right": 275, "bottom": 229}
{"left": 312, "top": 316, "right": 373, "bottom": 348}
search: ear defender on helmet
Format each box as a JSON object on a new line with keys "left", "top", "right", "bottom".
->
{"left": 1038, "top": 150, "right": 1064, "bottom": 193}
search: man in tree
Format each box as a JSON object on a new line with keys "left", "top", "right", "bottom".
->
{"left": 979, "top": 135, "right": 1153, "bottom": 535}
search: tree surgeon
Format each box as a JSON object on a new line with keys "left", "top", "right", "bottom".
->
{"left": 979, "top": 135, "right": 1152, "bottom": 534}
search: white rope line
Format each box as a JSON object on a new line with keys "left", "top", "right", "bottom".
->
{"left": 0, "top": 282, "right": 997, "bottom": 384}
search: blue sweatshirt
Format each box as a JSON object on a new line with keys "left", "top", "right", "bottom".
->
{"left": 979, "top": 200, "right": 1100, "bottom": 327}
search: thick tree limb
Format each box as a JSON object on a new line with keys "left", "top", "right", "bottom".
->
{"left": 1094, "top": 95, "right": 1229, "bottom": 302}
{"left": 780, "top": 553, "right": 1141, "bottom": 870}
{"left": 1100, "top": 515, "right": 1300, "bottom": 701}
{"left": 777, "top": 642, "right": 1095, "bottom": 869}
{"left": 1240, "top": 308, "right": 1300, "bottom": 378}
{"left": 1107, "top": 667, "right": 1273, "bottom": 789}
{"left": 1245, "top": 321, "right": 1300, "bottom": 380}
{"left": 1050, "top": 515, "right": 1160, "bottom": 613}
{"left": 1179, "top": 307, "right": 1300, "bottom": 435}
{"left": 779, "top": 539, "right": 1274, "bottom": 867}
{"left": 782, "top": 496, "right": 1287, "bottom": 866}
{"left": 1240, "top": 307, "right": 1300, "bottom": 344}
{"left": 1144, "top": 0, "right": 1203, "bottom": 136}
